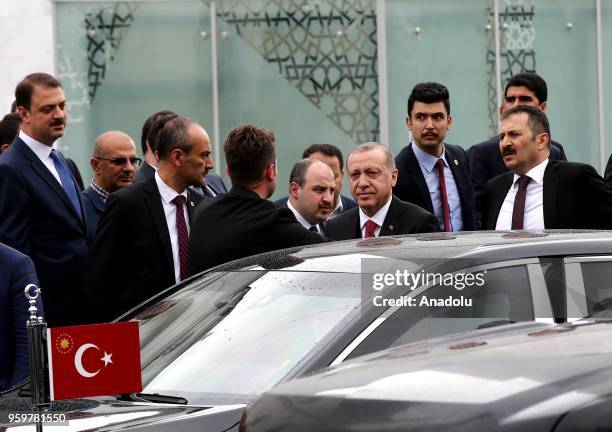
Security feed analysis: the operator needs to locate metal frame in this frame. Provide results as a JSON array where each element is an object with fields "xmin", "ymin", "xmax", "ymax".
[
  {"xmin": 210, "ymin": 0, "xmax": 221, "ymax": 175},
  {"xmin": 596, "ymin": 0, "xmax": 606, "ymax": 173},
  {"xmin": 376, "ymin": 0, "xmax": 389, "ymax": 146}
]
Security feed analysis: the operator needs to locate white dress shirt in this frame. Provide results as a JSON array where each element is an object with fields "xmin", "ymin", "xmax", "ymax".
[
  {"xmin": 358, "ymin": 196, "xmax": 392, "ymax": 238},
  {"xmin": 495, "ymin": 159, "xmax": 548, "ymax": 230},
  {"xmin": 19, "ymin": 130, "xmax": 62, "ymax": 185},
  {"xmin": 155, "ymin": 172, "xmax": 189, "ymax": 283},
  {"xmin": 287, "ymin": 200, "xmax": 320, "ymax": 232},
  {"xmin": 328, "ymin": 197, "xmax": 344, "ymax": 219}
]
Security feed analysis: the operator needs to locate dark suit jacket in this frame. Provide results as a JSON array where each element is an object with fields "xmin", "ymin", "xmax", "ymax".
[
  {"xmin": 82, "ymin": 186, "xmax": 105, "ymax": 243},
  {"xmin": 393, "ymin": 143, "xmax": 476, "ymax": 231},
  {"xmin": 324, "ymin": 195, "xmax": 439, "ymax": 241},
  {"xmin": 134, "ymin": 161, "xmax": 227, "ymax": 196},
  {"xmin": 605, "ymin": 153, "xmax": 612, "ymax": 186},
  {"xmin": 66, "ymin": 158, "xmax": 84, "ymax": 191},
  {"xmin": 274, "ymin": 194, "xmax": 357, "ymax": 212},
  {"xmin": 469, "ymin": 136, "xmax": 567, "ymax": 227},
  {"xmin": 0, "ymin": 243, "xmax": 41, "ymax": 390},
  {"xmin": 87, "ymin": 176, "xmax": 201, "ymax": 323},
  {"xmin": 189, "ymin": 186, "xmax": 326, "ymax": 274},
  {"xmin": 483, "ymin": 160, "xmax": 612, "ymax": 230},
  {"xmin": 0, "ymin": 137, "xmax": 89, "ymax": 326}
]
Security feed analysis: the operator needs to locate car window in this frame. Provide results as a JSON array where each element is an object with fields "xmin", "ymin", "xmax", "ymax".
[
  {"xmin": 137, "ymin": 270, "xmax": 361, "ymax": 404},
  {"xmin": 345, "ymin": 264, "xmax": 535, "ymax": 360}
]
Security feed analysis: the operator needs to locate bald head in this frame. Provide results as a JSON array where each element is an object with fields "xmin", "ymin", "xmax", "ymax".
[{"xmin": 91, "ymin": 130, "xmax": 138, "ymax": 192}]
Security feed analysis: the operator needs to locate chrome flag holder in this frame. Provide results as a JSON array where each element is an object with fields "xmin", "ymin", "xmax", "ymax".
[{"xmin": 25, "ymin": 284, "xmax": 50, "ymax": 431}]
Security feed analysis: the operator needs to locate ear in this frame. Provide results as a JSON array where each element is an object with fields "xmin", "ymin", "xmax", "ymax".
[
  {"xmin": 447, "ymin": 114, "xmax": 453, "ymax": 129},
  {"xmin": 265, "ymin": 162, "xmax": 276, "ymax": 182},
  {"xmin": 540, "ymin": 101, "xmax": 547, "ymax": 112},
  {"xmin": 0, "ymin": 144, "xmax": 9, "ymax": 153},
  {"xmin": 498, "ymin": 104, "xmax": 504, "ymax": 120},
  {"xmin": 170, "ymin": 148, "xmax": 183, "ymax": 167},
  {"xmin": 17, "ymin": 106, "xmax": 29, "ymax": 123},
  {"xmin": 390, "ymin": 168, "xmax": 398, "ymax": 187},
  {"xmin": 90, "ymin": 157, "xmax": 100, "ymax": 173},
  {"xmin": 153, "ymin": 150, "xmax": 160, "ymax": 163},
  {"xmin": 405, "ymin": 115, "xmax": 412, "ymax": 129},
  {"xmin": 537, "ymin": 132, "xmax": 550, "ymax": 150},
  {"xmin": 289, "ymin": 181, "xmax": 300, "ymax": 199}
]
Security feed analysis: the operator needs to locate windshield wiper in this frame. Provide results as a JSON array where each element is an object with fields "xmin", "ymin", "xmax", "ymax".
[{"xmin": 118, "ymin": 392, "xmax": 188, "ymax": 404}]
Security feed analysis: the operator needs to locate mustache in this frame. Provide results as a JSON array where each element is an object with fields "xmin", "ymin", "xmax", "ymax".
[
  {"xmin": 501, "ymin": 146, "xmax": 516, "ymax": 156},
  {"xmin": 50, "ymin": 120, "xmax": 65, "ymax": 126}
]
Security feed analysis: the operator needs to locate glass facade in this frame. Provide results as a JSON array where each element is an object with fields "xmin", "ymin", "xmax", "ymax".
[{"xmin": 53, "ymin": 0, "xmax": 611, "ymax": 195}]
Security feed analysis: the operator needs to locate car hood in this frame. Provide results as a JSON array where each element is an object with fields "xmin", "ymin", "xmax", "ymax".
[
  {"xmin": 1, "ymin": 397, "xmax": 244, "ymax": 431},
  {"xmin": 246, "ymin": 320, "xmax": 612, "ymax": 431}
]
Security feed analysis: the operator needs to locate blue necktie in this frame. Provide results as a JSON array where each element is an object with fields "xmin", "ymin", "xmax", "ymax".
[{"xmin": 50, "ymin": 149, "xmax": 82, "ymax": 218}]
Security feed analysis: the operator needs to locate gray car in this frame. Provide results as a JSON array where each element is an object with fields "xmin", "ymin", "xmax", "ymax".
[
  {"xmin": 3, "ymin": 230, "xmax": 612, "ymax": 430},
  {"xmin": 242, "ymin": 317, "xmax": 612, "ymax": 431}
]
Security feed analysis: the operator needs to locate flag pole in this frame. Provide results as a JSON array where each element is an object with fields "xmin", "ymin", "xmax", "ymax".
[{"xmin": 25, "ymin": 284, "xmax": 50, "ymax": 432}]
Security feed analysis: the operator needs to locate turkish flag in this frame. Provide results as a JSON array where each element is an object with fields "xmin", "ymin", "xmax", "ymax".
[{"xmin": 47, "ymin": 322, "xmax": 142, "ymax": 400}]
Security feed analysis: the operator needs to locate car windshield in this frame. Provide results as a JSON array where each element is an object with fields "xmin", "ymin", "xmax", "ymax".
[{"xmin": 134, "ymin": 267, "xmax": 362, "ymax": 405}]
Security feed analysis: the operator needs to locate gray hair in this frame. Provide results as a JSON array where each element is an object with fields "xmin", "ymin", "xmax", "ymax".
[{"xmin": 347, "ymin": 142, "xmax": 395, "ymax": 171}]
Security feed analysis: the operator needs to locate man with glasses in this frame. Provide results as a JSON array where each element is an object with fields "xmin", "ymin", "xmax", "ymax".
[{"xmin": 82, "ymin": 130, "xmax": 140, "ymax": 242}]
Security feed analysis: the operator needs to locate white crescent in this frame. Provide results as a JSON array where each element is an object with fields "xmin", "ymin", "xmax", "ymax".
[{"xmin": 74, "ymin": 343, "xmax": 101, "ymax": 378}]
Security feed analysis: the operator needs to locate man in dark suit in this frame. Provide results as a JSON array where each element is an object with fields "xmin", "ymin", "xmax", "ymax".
[
  {"xmin": 134, "ymin": 110, "xmax": 227, "ymax": 197},
  {"xmin": 469, "ymin": 73, "xmax": 567, "ymax": 227},
  {"xmin": 82, "ymin": 130, "xmax": 139, "ymax": 242},
  {"xmin": 394, "ymin": 82, "xmax": 476, "ymax": 231},
  {"xmin": 326, "ymin": 142, "xmax": 439, "ymax": 240},
  {"xmin": 0, "ymin": 73, "xmax": 88, "ymax": 326},
  {"xmin": 87, "ymin": 117, "xmax": 210, "ymax": 323},
  {"xmin": 0, "ymin": 242, "xmax": 41, "ymax": 390},
  {"xmin": 483, "ymin": 106, "xmax": 612, "ymax": 230},
  {"xmin": 605, "ymin": 154, "xmax": 612, "ymax": 187},
  {"xmin": 189, "ymin": 124, "xmax": 325, "ymax": 274},
  {"xmin": 281, "ymin": 158, "xmax": 335, "ymax": 233},
  {"xmin": 276, "ymin": 144, "xmax": 356, "ymax": 217}
]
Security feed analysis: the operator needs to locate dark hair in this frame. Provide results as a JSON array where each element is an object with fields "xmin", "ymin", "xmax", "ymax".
[
  {"xmin": 140, "ymin": 110, "xmax": 177, "ymax": 154},
  {"xmin": 0, "ymin": 113, "xmax": 22, "ymax": 146},
  {"xmin": 289, "ymin": 158, "xmax": 318, "ymax": 188},
  {"xmin": 302, "ymin": 144, "xmax": 344, "ymax": 170},
  {"xmin": 156, "ymin": 117, "xmax": 195, "ymax": 161},
  {"xmin": 504, "ymin": 72, "xmax": 547, "ymax": 103},
  {"xmin": 407, "ymin": 82, "xmax": 450, "ymax": 115},
  {"xmin": 10, "ymin": 100, "xmax": 17, "ymax": 113},
  {"xmin": 15, "ymin": 73, "xmax": 62, "ymax": 110},
  {"xmin": 502, "ymin": 105, "xmax": 551, "ymax": 139},
  {"xmin": 224, "ymin": 124, "xmax": 276, "ymax": 186}
]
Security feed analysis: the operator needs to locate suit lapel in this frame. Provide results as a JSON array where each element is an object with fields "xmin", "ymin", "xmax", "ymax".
[
  {"xmin": 542, "ymin": 162, "xmax": 558, "ymax": 228},
  {"xmin": 186, "ymin": 190, "xmax": 201, "ymax": 224},
  {"xmin": 15, "ymin": 138, "xmax": 85, "ymax": 228},
  {"xmin": 405, "ymin": 145, "xmax": 435, "ymax": 213},
  {"xmin": 379, "ymin": 197, "xmax": 399, "ymax": 236},
  {"xmin": 488, "ymin": 175, "xmax": 513, "ymax": 230},
  {"xmin": 143, "ymin": 178, "xmax": 174, "ymax": 269}
]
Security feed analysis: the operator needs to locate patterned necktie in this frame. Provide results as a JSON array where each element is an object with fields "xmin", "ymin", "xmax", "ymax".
[
  {"xmin": 50, "ymin": 149, "xmax": 82, "ymax": 218},
  {"xmin": 435, "ymin": 158, "xmax": 452, "ymax": 232},
  {"xmin": 364, "ymin": 220, "xmax": 378, "ymax": 238},
  {"xmin": 172, "ymin": 196, "xmax": 190, "ymax": 281},
  {"xmin": 511, "ymin": 176, "xmax": 531, "ymax": 229}
]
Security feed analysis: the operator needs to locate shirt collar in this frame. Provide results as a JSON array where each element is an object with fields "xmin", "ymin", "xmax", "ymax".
[
  {"xmin": 19, "ymin": 130, "xmax": 55, "ymax": 159},
  {"xmin": 329, "ymin": 196, "xmax": 344, "ymax": 217},
  {"xmin": 155, "ymin": 171, "xmax": 187, "ymax": 204},
  {"xmin": 512, "ymin": 158, "xmax": 549, "ymax": 187},
  {"xmin": 359, "ymin": 195, "xmax": 393, "ymax": 230},
  {"xmin": 90, "ymin": 180, "xmax": 110, "ymax": 203},
  {"xmin": 412, "ymin": 142, "xmax": 447, "ymax": 173},
  {"xmin": 287, "ymin": 199, "xmax": 315, "ymax": 229}
]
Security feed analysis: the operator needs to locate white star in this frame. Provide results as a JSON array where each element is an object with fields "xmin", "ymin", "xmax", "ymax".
[{"xmin": 101, "ymin": 352, "xmax": 113, "ymax": 367}]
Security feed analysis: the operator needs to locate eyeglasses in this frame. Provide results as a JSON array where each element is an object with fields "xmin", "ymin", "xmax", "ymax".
[{"xmin": 95, "ymin": 156, "xmax": 142, "ymax": 167}]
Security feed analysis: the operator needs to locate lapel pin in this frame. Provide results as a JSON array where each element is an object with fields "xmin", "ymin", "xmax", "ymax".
[
  {"xmin": 389, "ymin": 224, "xmax": 394, "ymax": 231},
  {"xmin": 453, "ymin": 159, "xmax": 459, "ymax": 166},
  {"xmin": 190, "ymin": 201, "xmax": 195, "ymax": 207}
]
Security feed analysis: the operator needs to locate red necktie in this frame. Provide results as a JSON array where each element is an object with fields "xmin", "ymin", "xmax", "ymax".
[
  {"xmin": 172, "ymin": 196, "xmax": 190, "ymax": 281},
  {"xmin": 511, "ymin": 176, "xmax": 531, "ymax": 229},
  {"xmin": 435, "ymin": 159, "xmax": 452, "ymax": 232},
  {"xmin": 364, "ymin": 220, "xmax": 378, "ymax": 238}
]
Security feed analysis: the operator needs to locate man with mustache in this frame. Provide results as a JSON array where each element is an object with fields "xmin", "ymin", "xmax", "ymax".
[
  {"xmin": 82, "ymin": 130, "xmax": 139, "ymax": 242},
  {"xmin": 393, "ymin": 82, "xmax": 476, "ymax": 232},
  {"xmin": 285, "ymin": 158, "xmax": 335, "ymax": 233},
  {"xmin": 87, "ymin": 117, "xmax": 208, "ymax": 323},
  {"xmin": 325, "ymin": 142, "xmax": 438, "ymax": 240},
  {"xmin": 483, "ymin": 105, "xmax": 612, "ymax": 230},
  {"xmin": 469, "ymin": 73, "xmax": 567, "ymax": 228},
  {"xmin": 0, "ymin": 72, "xmax": 88, "ymax": 326}
]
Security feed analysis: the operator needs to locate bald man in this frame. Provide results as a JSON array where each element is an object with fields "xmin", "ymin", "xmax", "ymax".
[{"xmin": 82, "ymin": 130, "xmax": 140, "ymax": 241}]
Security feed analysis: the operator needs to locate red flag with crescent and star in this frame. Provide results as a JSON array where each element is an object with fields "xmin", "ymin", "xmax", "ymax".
[{"xmin": 47, "ymin": 322, "xmax": 142, "ymax": 400}]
